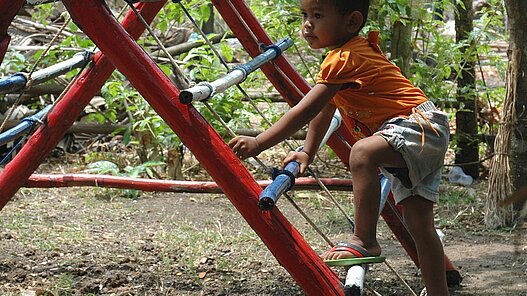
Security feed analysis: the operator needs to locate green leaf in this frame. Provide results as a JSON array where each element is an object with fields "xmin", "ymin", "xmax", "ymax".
[{"xmin": 84, "ymin": 161, "xmax": 120, "ymax": 175}]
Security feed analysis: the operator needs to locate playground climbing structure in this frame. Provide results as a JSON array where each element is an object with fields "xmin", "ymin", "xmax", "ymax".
[{"xmin": 0, "ymin": 1, "xmax": 461, "ymax": 295}]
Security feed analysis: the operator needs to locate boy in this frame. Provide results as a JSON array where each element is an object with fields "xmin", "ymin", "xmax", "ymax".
[{"xmin": 229, "ymin": 1, "xmax": 449, "ymax": 294}]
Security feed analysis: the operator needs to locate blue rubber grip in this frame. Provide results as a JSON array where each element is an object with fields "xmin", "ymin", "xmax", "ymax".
[
  {"xmin": 0, "ymin": 73, "xmax": 27, "ymax": 95},
  {"xmin": 258, "ymin": 161, "xmax": 300, "ymax": 210}
]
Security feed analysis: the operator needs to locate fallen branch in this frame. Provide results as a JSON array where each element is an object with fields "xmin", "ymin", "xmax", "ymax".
[
  {"xmin": 13, "ymin": 17, "xmax": 74, "ymax": 37},
  {"xmin": 2, "ymin": 120, "xmax": 128, "ymax": 135},
  {"xmin": 150, "ymin": 32, "xmax": 234, "ymax": 57},
  {"xmin": 9, "ymin": 45, "xmax": 84, "ymax": 52}
]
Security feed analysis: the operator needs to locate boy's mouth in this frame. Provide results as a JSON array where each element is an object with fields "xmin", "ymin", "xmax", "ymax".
[{"xmin": 303, "ymin": 33, "xmax": 316, "ymax": 41}]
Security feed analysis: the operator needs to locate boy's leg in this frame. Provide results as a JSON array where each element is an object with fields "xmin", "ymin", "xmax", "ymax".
[
  {"xmin": 321, "ymin": 135, "xmax": 406, "ymax": 260},
  {"xmin": 400, "ymin": 195, "xmax": 449, "ymax": 296}
]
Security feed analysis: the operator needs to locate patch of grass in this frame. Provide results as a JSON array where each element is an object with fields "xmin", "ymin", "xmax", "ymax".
[
  {"xmin": 52, "ymin": 274, "xmax": 76, "ymax": 295},
  {"xmin": 437, "ymin": 185, "xmax": 484, "ymax": 228},
  {"xmin": 33, "ymin": 239, "xmax": 58, "ymax": 251},
  {"xmin": 440, "ymin": 185, "xmax": 477, "ymax": 207}
]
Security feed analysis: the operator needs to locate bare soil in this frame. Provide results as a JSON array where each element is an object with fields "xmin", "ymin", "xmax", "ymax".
[{"xmin": 0, "ymin": 163, "xmax": 526, "ymax": 296}]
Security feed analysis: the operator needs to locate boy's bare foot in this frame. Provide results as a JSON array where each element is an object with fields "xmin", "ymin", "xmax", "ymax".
[{"xmin": 321, "ymin": 239, "xmax": 381, "ymax": 260}]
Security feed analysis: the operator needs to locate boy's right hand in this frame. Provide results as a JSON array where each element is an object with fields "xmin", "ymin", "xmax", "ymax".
[
  {"xmin": 228, "ymin": 136, "xmax": 261, "ymax": 159},
  {"xmin": 282, "ymin": 151, "xmax": 312, "ymax": 175}
]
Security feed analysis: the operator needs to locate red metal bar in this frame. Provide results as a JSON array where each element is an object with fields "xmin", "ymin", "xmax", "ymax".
[
  {"xmin": 0, "ymin": 0, "xmax": 25, "ymax": 63},
  {"xmin": 25, "ymin": 173, "xmax": 353, "ymax": 193},
  {"xmin": 0, "ymin": 1, "xmax": 167, "ymax": 209},
  {"xmin": 0, "ymin": 35, "xmax": 10, "ymax": 63},
  {"xmin": 382, "ymin": 197, "xmax": 418, "ymax": 264},
  {"xmin": 60, "ymin": 1, "xmax": 343, "ymax": 295}
]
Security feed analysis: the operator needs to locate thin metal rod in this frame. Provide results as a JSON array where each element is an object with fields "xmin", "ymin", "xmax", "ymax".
[
  {"xmin": 284, "ymin": 192, "xmax": 334, "ymax": 247},
  {"xmin": 126, "ymin": 1, "xmax": 190, "ymax": 88},
  {"xmin": 177, "ymin": 2, "xmax": 277, "ymax": 128},
  {"xmin": 31, "ymin": 51, "xmax": 93, "ymax": 85},
  {"xmin": 383, "ymin": 259, "xmax": 418, "ymax": 296},
  {"xmin": 0, "ymin": 105, "xmax": 51, "ymax": 146},
  {"xmin": 0, "ymin": 51, "xmax": 93, "ymax": 95}
]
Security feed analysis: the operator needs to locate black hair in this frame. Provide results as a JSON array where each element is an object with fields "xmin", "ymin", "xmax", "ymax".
[{"xmin": 334, "ymin": 0, "xmax": 370, "ymax": 27}]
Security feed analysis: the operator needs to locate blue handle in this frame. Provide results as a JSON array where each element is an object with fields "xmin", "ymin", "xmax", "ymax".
[
  {"xmin": 0, "ymin": 105, "xmax": 52, "ymax": 146},
  {"xmin": 0, "ymin": 73, "xmax": 27, "ymax": 95},
  {"xmin": 258, "ymin": 161, "xmax": 300, "ymax": 210}
]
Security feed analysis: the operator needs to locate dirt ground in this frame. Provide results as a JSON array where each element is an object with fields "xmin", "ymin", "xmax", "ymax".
[{"xmin": 0, "ymin": 160, "xmax": 526, "ymax": 296}]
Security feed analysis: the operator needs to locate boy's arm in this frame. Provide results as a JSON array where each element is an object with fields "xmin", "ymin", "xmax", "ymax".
[
  {"xmin": 281, "ymin": 103, "xmax": 336, "ymax": 174},
  {"xmin": 303, "ymin": 103, "xmax": 337, "ymax": 161},
  {"xmin": 229, "ymin": 83, "xmax": 340, "ymax": 159}
]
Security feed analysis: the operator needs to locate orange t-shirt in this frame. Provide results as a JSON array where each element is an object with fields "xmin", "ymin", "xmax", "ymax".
[{"xmin": 316, "ymin": 31, "xmax": 427, "ymax": 138}]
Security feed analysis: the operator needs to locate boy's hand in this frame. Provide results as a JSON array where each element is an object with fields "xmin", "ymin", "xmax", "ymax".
[
  {"xmin": 282, "ymin": 151, "xmax": 312, "ymax": 175},
  {"xmin": 228, "ymin": 136, "xmax": 261, "ymax": 159}
]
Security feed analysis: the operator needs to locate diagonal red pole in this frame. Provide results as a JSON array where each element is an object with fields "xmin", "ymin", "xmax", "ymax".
[
  {"xmin": 213, "ymin": 0, "xmax": 460, "ymax": 284},
  {"xmin": 0, "ymin": 0, "xmax": 25, "ymax": 63},
  {"xmin": 58, "ymin": 1, "xmax": 343, "ymax": 294}
]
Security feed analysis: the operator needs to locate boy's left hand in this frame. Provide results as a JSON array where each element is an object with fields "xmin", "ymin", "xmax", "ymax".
[
  {"xmin": 228, "ymin": 136, "xmax": 261, "ymax": 159},
  {"xmin": 282, "ymin": 151, "xmax": 311, "ymax": 175}
]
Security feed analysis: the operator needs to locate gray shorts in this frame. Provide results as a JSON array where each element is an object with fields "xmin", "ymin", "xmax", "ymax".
[{"xmin": 374, "ymin": 103, "xmax": 449, "ymax": 204}]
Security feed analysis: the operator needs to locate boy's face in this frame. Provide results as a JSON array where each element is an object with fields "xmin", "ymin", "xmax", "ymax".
[{"xmin": 300, "ymin": 0, "xmax": 354, "ymax": 49}]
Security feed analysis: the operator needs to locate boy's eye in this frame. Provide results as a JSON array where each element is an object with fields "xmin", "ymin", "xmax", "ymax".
[
  {"xmin": 314, "ymin": 13, "xmax": 322, "ymax": 19},
  {"xmin": 301, "ymin": 12, "xmax": 307, "ymax": 18}
]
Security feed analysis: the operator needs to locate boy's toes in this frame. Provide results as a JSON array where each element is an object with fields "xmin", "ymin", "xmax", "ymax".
[{"xmin": 321, "ymin": 242, "xmax": 381, "ymax": 261}]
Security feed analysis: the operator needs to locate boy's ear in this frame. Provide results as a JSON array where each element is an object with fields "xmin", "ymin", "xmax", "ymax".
[{"xmin": 347, "ymin": 11, "xmax": 364, "ymax": 34}]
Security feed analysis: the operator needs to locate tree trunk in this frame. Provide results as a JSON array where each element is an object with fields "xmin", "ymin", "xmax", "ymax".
[
  {"xmin": 390, "ymin": 19, "xmax": 412, "ymax": 77},
  {"xmin": 505, "ymin": 0, "xmax": 527, "ymax": 205},
  {"xmin": 454, "ymin": 0, "xmax": 479, "ymax": 178},
  {"xmin": 201, "ymin": 3, "xmax": 215, "ymax": 34},
  {"xmin": 486, "ymin": 0, "xmax": 527, "ymax": 228}
]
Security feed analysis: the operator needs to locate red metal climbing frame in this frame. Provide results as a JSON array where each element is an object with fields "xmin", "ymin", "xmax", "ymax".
[{"xmin": 0, "ymin": 0, "xmax": 461, "ymax": 294}]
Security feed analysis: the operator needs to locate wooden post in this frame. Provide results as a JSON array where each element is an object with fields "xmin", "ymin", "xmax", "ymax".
[{"xmin": 454, "ymin": 0, "xmax": 479, "ymax": 178}]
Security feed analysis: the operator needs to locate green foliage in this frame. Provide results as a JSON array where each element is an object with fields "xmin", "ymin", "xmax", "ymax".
[
  {"xmin": 179, "ymin": 41, "xmax": 253, "ymax": 135},
  {"xmin": 441, "ymin": 185, "xmax": 477, "ymax": 206},
  {"xmin": 436, "ymin": 184, "xmax": 481, "ymax": 227},
  {"xmin": 30, "ymin": 2, "xmax": 56, "ymax": 26},
  {"xmin": 84, "ymin": 160, "xmax": 121, "ymax": 175},
  {"xmin": 84, "ymin": 160, "xmax": 164, "ymax": 198},
  {"xmin": 0, "ymin": 51, "xmax": 26, "ymax": 74},
  {"xmin": 155, "ymin": 2, "xmax": 186, "ymax": 32}
]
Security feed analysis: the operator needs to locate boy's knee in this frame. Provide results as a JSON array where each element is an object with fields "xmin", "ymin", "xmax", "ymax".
[{"xmin": 349, "ymin": 141, "xmax": 374, "ymax": 166}]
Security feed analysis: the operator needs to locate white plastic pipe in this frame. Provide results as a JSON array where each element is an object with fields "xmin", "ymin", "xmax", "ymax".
[{"xmin": 344, "ymin": 264, "xmax": 367, "ymax": 295}]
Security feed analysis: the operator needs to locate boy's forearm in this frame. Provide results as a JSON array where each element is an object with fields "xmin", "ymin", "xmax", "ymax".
[
  {"xmin": 302, "ymin": 105, "xmax": 336, "ymax": 160},
  {"xmin": 254, "ymin": 83, "xmax": 339, "ymax": 153},
  {"xmin": 255, "ymin": 107, "xmax": 311, "ymax": 151}
]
